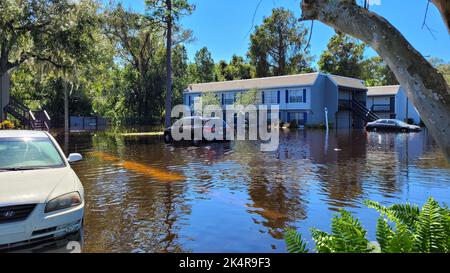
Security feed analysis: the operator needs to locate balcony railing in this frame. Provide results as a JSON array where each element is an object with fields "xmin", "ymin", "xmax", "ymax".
[{"xmin": 371, "ymin": 104, "xmax": 393, "ymax": 112}]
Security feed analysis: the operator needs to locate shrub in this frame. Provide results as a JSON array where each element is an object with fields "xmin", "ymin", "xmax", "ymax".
[
  {"xmin": 285, "ymin": 197, "xmax": 450, "ymax": 253},
  {"xmin": 0, "ymin": 120, "xmax": 15, "ymax": 130}
]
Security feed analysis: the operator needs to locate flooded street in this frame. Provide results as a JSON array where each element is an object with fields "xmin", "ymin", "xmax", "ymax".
[{"xmin": 57, "ymin": 129, "xmax": 450, "ymax": 253}]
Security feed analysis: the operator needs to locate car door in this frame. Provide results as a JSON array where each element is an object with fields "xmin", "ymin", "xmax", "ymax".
[
  {"xmin": 377, "ymin": 120, "xmax": 387, "ymax": 130},
  {"xmin": 386, "ymin": 120, "xmax": 397, "ymax": 130},
  {"xmin": 192, "ymin": 117, "xmax": 203, "ymax": 140},
  {"xmin": 179, "ymin": 117, "xmax": 192, "ymax": 139}
]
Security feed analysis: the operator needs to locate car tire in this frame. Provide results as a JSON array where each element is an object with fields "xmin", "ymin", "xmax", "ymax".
[{"xmin": 164, "ymin": 132, "xmax": 172, "ymax": 144}]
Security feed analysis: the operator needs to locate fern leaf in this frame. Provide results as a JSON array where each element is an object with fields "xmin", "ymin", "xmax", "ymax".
[
  {"xmin": 376, "ymin": 217, "xmax": 394, "ymax": 252},
  {"xmin": 285, "ymin": 229, "xmax": 309, "ymax": 253},
  {"xmin": 385, "ymin": 222, "xmax": 414, "ymax": 253},
  {"xmin": 329, "ymin": 210, "xmax": 370, "ymax": 253},
  {"xmin": 441, "ymin": 203, "xmax": 450, "ymax": 252},
  {"xmin": 310, "ymin": 228, "xmax": 334, "ymax": 253},
  {"xmin": 389, "ymin": 203, "xmax": 420, "ymax": 230},
  {"xmin": 415, "ymin": 197, "xmax": 446, "ymax": 253}
]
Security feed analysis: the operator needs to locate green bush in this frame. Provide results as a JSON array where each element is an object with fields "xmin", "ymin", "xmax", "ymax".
[{"xmin": 285, "ymin": 197, "xmax": 450, "ymax": 253}]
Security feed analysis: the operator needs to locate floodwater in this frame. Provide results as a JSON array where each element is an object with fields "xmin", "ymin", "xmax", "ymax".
[{"xmin": 56, "ymin": 129, "xmax": 450, "ymax": 253}]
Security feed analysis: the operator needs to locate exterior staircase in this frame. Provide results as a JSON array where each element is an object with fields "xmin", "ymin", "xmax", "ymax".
[
  {"xmin": 350, "ymin": 99, "xmax": 380, "ymax": 123},
  {"xmin": 4, "ymin": 97, "xmax": 51, "ymax": 131}
]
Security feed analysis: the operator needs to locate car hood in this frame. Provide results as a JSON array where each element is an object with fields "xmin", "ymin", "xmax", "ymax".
[
  {"xmin": 408, "ymin": 125, "xmax": 421, "ymax": 129},
  {"xmin": 0, "ymin": 167, "xmax": 77, "ymax": 206}
]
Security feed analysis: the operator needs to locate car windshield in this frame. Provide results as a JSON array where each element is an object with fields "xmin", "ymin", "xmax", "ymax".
[
  {"xmin": 0, "ymin": 137, "xmax": 65, "ymax": 171},
  {"xmin": 203, "ymin": 118, "xmax": 227, "ymax": 128}
]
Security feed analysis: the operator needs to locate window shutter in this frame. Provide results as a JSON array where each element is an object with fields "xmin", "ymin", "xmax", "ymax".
[
  {"xmin": 286, "ymin": 90, "xmax": 289, "ymax": 103},
  {"xmin": 277, "ymin": 91, "xmax": 280, "ymax": 104},
  {"xmin": 221, "ymin": 93, "xmax": 224, "ymax": 105},
  {"xmin": 188, "ymin": 96, "xmax": 191, "ymax": 106},
  {"xmin": 262, "ymin": 91, "xmax": 265, "ymax": 104},
  {"xmin": 303, "ymin": 89, "xmax": 307, "ymax": 103}
]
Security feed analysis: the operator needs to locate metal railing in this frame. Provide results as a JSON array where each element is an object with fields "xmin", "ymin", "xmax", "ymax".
[
  {"xmin": 371, "ymin": 104, "xmax": 392, "ymax": 112},
  {"xmin": 4, "ymin": 97, "xmax": 51, "ymax": 131}
]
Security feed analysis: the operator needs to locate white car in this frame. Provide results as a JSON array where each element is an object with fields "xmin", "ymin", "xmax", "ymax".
[{"xmin": 0, "ymin": 130, "xmax": 84, "ymax": 251}]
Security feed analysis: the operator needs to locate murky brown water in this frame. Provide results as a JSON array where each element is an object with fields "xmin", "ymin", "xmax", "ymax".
[{"xmin": 56, "ymin": 129, "xmax": 450, "ymax": 253}]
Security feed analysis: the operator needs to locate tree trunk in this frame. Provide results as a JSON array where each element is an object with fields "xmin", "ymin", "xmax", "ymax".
[
  {"xmin": 64, "ymin": 79, "xmax": 69, "ymax": 133},
  {"xmin": 0, "ymin": 71, "xmax": 10, "ymax": 121},
  {"xmin": 164, "ymin": 0, "xmax": 173, "ymax": 128},
  {"xmin": 431, "ymin": 0, "xmax": 450, "ymax": 34},
  {"xmin": 300, "ymin": 0, "xmax": 450, "ymax": 161}
]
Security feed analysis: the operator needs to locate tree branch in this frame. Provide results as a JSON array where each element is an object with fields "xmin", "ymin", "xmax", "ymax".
[
  {"xmin": 431, "ymin": 0, "xmax": 450, "ymax": 34},
  {"xmin": 301, "ymin": 0, "xmax": 450, "ymax": 161}
]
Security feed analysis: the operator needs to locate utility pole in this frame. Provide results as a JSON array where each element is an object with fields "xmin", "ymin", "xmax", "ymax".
[
  {"xmin": 64, "ymin": 79, "xmax": 69, "ymax": 133},
  {"xmin": 164, "ymin": 0, "xmax": 173, "ymax": 128}
]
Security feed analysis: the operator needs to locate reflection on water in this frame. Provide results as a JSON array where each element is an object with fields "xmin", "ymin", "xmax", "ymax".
[
  {"xmin": 90, "ymin": 151, "xmax": 185, "ymax": 182},
  {"xmin": 56, "ymin": 129, "xmax": 450, "ymax": 253}
]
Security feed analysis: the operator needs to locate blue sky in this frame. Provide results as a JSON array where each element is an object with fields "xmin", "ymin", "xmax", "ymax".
[{"xmin": 111, "ymin": 0, "xmax": 450, "ymax": 67}]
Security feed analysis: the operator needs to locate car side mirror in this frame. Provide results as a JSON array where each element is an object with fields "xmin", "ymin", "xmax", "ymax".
[{"xmin": 68, "ymin": 153, "xmax": 83, "ymax": 163}]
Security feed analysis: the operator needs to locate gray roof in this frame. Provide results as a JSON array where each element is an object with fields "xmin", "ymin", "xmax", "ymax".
[
  {"xmin": 367, "ymin": 85, "xmax": 401, "ymax": 96},
  {"xmin": 327, "ymin": 74, "xmax": 367, "ymax": 90},
  {"xmin": 186, "ymin": 73, "xmax": 320, "ymax": 93},
  {"xmin": 185, "ymin": 72, "xmax": 368, "ymax": 93}
]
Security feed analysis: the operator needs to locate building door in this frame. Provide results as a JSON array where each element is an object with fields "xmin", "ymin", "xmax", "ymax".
[{"xmin": 390, "ymin": 96, "xmax": 395, "ymax": 113}]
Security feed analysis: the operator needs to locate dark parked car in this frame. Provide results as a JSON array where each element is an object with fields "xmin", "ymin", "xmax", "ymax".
[
  {"xmin": 366, "ymin": 119, "xmax": 421, "ymax": 132},
  {"xmin": 164, "ymin": 116, "xmax": 231, "ymax": 144}
]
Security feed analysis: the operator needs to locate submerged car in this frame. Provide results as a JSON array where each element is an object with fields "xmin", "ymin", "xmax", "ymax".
[
  {"xmin": 0, "ymin": 130, "xmax": 84, "ymax": 251},
  {"xmin": 366, "ymin": 119, "xmax": 422, "ymax": 132},
  {"xmin": 164, "ymin": 116, "xmax": 232, "ymax": 144}
]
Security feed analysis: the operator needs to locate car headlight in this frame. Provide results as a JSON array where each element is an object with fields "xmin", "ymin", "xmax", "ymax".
[{"xmin": 45, "ymin": 192, "xmax": 82, "ymax": 213}]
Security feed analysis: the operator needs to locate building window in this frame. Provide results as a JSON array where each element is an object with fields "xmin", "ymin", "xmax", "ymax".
[
  {"xmin": 288, "ymin": 112, "xmax": 307, "ymax": 125},
  {"xmin": 189, "ymin": 95, "xmax": 200, "ymax": 107},
  {"xmin": 263, "ymin": 91, "xmax": 278, "ymax": 104},
  {"xmin": 289, "ymin": 90, "xmax": 303, "ymax": 103},
  {"xmin": 223, "ymin": 92, "xmax": 235, "ymax": 105}
]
